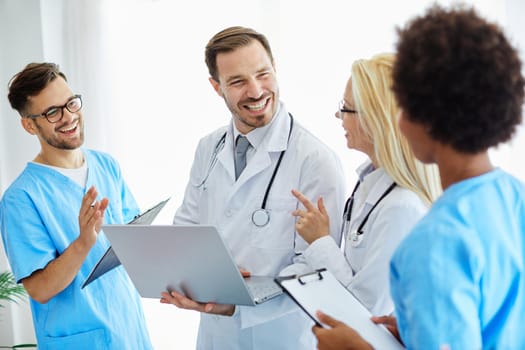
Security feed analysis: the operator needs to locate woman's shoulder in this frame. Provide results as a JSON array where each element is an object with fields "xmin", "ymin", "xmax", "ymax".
[{"xmin": 388, "ymin": 185, "xmax": 428, "ymax": 210}]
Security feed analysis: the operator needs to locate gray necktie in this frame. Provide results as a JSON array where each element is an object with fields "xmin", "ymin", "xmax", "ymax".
[{"xmin": 234, "ymin": 135, "xmax": 250, "ymax": 180}]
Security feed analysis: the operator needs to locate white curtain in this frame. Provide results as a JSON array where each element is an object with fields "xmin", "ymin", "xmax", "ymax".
[
  {"xmin": 0, "ymin": 0, "xmax": 112, "ymax": 345},
  {"xmin": 1, "ymin": 0, "xmax": 45, "ymax": 345},
  {"xmin": 1, "ymin": 0, "xmax": 524, "ymax": 348}
]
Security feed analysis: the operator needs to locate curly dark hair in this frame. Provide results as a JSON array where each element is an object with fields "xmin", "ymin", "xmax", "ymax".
[{"xmin": 393, "ymin": 5, "xmax": 524, "ymax": 153}]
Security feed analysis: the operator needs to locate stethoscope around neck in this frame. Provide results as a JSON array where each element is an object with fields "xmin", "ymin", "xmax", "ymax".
[
  {"xmin": 195, "ymin": 114, "xmax": 294, "ymax": 227},
  {"xmin": 343, "ymin": 180, "xmax": 397, "ymax": 242}
]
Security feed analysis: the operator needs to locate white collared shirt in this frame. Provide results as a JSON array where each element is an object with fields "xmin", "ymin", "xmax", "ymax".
[{"xmin": 232, "ymin": 102, "xmax": 282, "ymax": 163}]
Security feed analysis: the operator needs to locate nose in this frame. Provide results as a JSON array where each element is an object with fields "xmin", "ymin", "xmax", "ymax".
[
  {"xmin": 61, "ymin": 106, "xmax": 76, "ymax": 122},
  {"xmin": 246, "ymin": 78, "xmax": 263, "ymax": 99}
]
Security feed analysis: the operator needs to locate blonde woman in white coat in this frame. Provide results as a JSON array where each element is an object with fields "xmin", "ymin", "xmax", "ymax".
[{"xmin": 292, "ymin": 53, "xmax": 441, "ymax": 316}]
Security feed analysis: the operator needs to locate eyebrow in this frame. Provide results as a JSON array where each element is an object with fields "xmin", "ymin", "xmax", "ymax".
[
  {"xmin": 43, "ymin": 95, "xmax": 76, "ymax": 112},
  {"xmin": 224, "ymin": 66, "xmax": 272, "ymax": 84},
  {"xmin": 225, "ymin": 75, "xmax": 244, "ymax": 84}
]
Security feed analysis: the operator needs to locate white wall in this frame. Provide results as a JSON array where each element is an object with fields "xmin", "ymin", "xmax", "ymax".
[
  {"xmin": 0, "ymin": 0, "xmax": 524, "ymax": 348},
  {"xmin": 99, "ymin": 0, "xmax": 525, "ymax": 213},
  {"xmin": 0, "ymin": 0, "xmax": 41, "ymax": 345}
]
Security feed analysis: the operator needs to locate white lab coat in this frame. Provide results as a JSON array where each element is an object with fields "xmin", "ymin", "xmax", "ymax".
[
  {"xmin": 303, "ymin": 161, "xmax": 429, "ymax": 316},
  {"xmin": 174, "ymin": 103, "xmax": 346, "ymax": 350}
]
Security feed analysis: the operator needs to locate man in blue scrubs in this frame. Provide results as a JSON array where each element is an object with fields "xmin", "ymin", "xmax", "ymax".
[{"xmin": 0, "ymin": 63, "xmax": 152, "ymax": 349}]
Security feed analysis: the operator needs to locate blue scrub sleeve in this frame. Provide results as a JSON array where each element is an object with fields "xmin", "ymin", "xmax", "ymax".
[
  {"xmin": 1, "ymin": 191, "xmax": 57, "ymax": 282},
  {"xmin": 119, "ymin": 180, "xmax": 140, "ymax": 223}
]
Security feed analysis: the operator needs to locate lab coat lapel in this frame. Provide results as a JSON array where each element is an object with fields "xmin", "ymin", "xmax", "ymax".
[
  {"xmin": 235, "ymin": 148, "xmax": 272, "ymax": 188},
  {"xmin": 216, "ymin": 129, "xmax": 236, "ymax": 181}
]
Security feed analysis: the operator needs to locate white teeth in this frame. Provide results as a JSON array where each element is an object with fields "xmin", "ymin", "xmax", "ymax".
[
  {"xmin": 60, "ymin": 121, "xmax": 78, "ymax": 132},
  {"xmin": 246, "ymin": 101, "xmax": 266, "ymax": 111},
  {"xmin": 61, "ymin": 126, "xmax": 75, "ymax": 132}
]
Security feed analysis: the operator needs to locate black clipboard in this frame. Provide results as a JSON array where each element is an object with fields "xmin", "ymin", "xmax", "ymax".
[
  {"xmin": 81, "ymin": 198, "xmax": 170, "ymax": 289},
  {"xmin": 128, "ymin": 197, "xmax": 170, "ymax": 225},
  {"xmin": 275, "ymin": 269, "xmax": 404, "ymax": 350}
]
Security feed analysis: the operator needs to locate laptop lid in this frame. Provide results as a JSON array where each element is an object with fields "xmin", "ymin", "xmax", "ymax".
[{"xmin": 99, "ymin": 224, "xmax": 281, "ymax": 305}]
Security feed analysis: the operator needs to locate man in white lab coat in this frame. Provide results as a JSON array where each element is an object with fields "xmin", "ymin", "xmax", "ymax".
[{"xmin": 161, "ymin": 26, "xmax": 346, "ymax": 349}]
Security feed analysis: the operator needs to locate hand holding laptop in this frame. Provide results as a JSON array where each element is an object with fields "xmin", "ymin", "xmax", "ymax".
[
  {"xmin": 160, "ymin": 268, "xmax": 251, "ymax": 316},
  {"xmin": 161, "ymin": 289, "xmax": 234, "ymax": 316}
]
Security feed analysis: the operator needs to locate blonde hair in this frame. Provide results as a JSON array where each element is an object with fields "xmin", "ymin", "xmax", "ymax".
[{"xmin": 351, "ymin": 53, "xmax": 441, "ymax": 206}]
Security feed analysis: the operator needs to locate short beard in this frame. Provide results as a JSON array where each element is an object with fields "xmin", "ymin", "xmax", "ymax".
[{"xmin": 34, "ymin": 121, "xmax": 84, "ymax": 150}]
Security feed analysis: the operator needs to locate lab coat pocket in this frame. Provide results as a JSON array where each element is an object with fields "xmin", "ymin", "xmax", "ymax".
[{"xmin": 250, "ymin": 197, "xmax": 297, "ymax": 250}]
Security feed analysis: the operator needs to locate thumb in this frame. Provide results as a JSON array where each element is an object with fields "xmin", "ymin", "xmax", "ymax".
[
  {"xmin": 204, "ymin": 303, "xmax": 215, "ymax": 313},
  {"xmin": 371, "ymin": 315, "xmax": 396, "ymax": 328},
  {"xmin": 316, "ymin": 310, "xmax": 342, "ymax": 328}
]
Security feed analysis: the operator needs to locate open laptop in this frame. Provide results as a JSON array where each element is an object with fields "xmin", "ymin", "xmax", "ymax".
[
  {"xmin": 98, "ymin": 224, "xmax": 283, "ymax": 305},
  {"xmin": 81, "ymin": 198, "xmax": 170, "ymax": 288}
]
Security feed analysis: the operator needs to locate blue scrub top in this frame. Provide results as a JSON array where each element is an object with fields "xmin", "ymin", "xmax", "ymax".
[
  {"xmin": 390, "ymin": 169, "xmax": 525, "ymax": 349},
  {"xmin": 0, "ymin": 149, "xmax": 152, "ymax": 349}
]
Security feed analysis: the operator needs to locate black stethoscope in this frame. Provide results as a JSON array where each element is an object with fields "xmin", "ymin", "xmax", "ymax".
[
  {"xmin": 342, "ymin": 180, "xmax": 397, "ymax": 242},
  {"xmin": 196, "ymin": 114, "xmax": 294, "ymax": 227},
  {"xmin": 195, "ymin": 133, "xmax": 227, "ymax": 188}
]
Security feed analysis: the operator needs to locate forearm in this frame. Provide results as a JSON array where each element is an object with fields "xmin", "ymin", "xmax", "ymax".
[
  {"xmin": 303, "ymin": 236, "xmax": 355, "ymax": 284},
  {"xmin": 279, "ymin": 254, "xmax": 313, "ymax": 276},
  {"xmin": 22, "ymin": 238, "xmax": 92, "ymax": 303}
]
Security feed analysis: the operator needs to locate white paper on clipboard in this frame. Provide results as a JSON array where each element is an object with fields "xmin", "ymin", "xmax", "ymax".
[{"xmin": 276, "ymin": 269, "xmax": 404, "ymax": 350}]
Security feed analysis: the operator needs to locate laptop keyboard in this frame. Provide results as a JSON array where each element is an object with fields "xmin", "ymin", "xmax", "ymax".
[{"xmin": 246, "ymin": 277, "xmax": 283, "ymax": 304}]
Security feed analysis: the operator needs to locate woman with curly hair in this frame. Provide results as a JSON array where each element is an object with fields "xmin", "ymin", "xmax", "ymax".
[{"xmin": 313, "ymin": 5, "xmax": 525, "ymax": 350}]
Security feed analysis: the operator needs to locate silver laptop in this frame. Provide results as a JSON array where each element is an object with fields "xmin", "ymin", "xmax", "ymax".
[{"xmin": 100, "ymin": 224, "xmax": 283, "ymax": 305}]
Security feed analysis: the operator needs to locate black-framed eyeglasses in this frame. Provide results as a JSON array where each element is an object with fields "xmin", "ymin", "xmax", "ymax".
[
  {"xmin": 25, "ymin": 94, "xmax": 83, "ymax": 123},
  {"xmin": 338, "ymin": 100, "xmax": 358, "ymax": 119}
]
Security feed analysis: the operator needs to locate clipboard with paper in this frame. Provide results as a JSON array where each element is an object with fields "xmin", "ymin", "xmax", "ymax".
[
  {"xmin": 276, "ymin": 268, "xmax": 404, "ymax": 350},
  {"xmin": 81, "ymin": 197, "xmax": 170, "ymax": 289}
]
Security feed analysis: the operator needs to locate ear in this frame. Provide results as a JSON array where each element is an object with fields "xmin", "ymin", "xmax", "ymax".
[
  {"xmin": 21, "ymin": 117, "xmax": 37, "ymax": 135},
  {"xmin": 209, "ymin": 77, "xmax": 223, "ymax": 97}
]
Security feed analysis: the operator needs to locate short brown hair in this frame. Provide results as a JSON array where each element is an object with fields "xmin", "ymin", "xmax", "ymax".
[
  {"xmin": 8, "ymin": 62, "xmax": 67, "ymax": 115},
  {"xmin": 205, "ymin": 26, "xmax": 274, "ymax": 82},
  {"xmin": 393, "ymin": 5, "xmax": 524, "ymax": 153}
]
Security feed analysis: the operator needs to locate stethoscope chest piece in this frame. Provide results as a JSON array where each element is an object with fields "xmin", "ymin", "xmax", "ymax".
[{"xmin": 252, "ymin": 208, "xmax": 270, "ymax": 227}]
